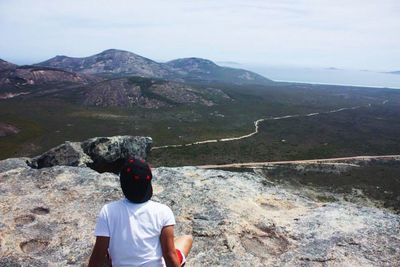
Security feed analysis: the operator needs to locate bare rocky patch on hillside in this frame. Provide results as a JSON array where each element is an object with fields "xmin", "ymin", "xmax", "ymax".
[
  {"xmin": 0, "ymin": 123, "xmax": 20, "ymax": 137},
  {"xmin": 83, "ymin": 77, "xmax": 218, "ymax": 108}
]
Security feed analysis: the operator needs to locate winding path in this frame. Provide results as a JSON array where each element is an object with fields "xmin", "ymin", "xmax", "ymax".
[
  {"xmin": 196, "ymin": 155, "xmax": 400, "ymax": 169},
  {"xmin": 152, "ymin": 100, "xmax": 388, "ymax": 150}
]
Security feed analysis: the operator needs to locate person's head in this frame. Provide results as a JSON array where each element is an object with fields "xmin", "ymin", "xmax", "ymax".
[{"xmin": 119, "ymin": 158, "xmax": 153, "ymax": 203}]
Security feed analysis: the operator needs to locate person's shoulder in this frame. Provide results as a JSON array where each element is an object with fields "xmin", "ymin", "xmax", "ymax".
[
  {"xmin": 146, "ymin": 200, "xmax": 173, "ymax": 213},
  {"xmin": 102, "ymin": 199, "xmax": 125, "ymax": 210},
  {"xmin": 147, "ymin": 201, "xmax": 175, "ymax": 226}
]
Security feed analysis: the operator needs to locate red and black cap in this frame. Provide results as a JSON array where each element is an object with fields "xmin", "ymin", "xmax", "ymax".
[{"xmin": 119, "ymin": 158, "xmax": 153, "ymax": 203}]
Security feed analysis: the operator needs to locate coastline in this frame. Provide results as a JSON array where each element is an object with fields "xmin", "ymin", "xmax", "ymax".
[{"xmin": 274, "ymin": 79, "xmax": 400, "ymax": 90}]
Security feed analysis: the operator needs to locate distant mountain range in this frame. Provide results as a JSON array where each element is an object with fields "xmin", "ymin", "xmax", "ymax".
[
  {"xmin": 388, "ymin": 71, "xmax": 400, "ymax": 75},
  {"xmin": 34, "ymin": 49, "xmax": 271, "ymax": 85},
  {"xmin": 36, "ymin": 49, "xmax": 172, "ymax": 78},
  {"xmin": 0, "ymin": 49, "xmax": 271, "ymax": 108}
]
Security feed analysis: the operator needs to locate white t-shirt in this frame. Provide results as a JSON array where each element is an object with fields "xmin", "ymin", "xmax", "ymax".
[{"xmin": 95, "ymin": 199, "xmax": 176, "ymax": 267}]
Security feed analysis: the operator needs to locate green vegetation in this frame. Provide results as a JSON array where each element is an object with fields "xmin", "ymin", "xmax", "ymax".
[
  {"xmin": 128, "ymin": 76, "xmax": 164, "ymax": 89},
  {"xmin": 129, "ymin": 77, "xmax": 179, "ymax": 106},
  {"xmin": 260, "ymin": 160, "xmax": 400, "ymax": 212},
  {"xmin": 0, "ymin": 81, "xmax": 399, "ymax": 164},
  {"xmin": 2, "ymin": 79, "xmax": 399, "ymax": 213},
  {"xmin": 150, "ymin": 102, "xmax": 400, "ymax": 166}
]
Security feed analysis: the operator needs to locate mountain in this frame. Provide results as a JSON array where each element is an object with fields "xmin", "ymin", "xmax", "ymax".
[
  {"xmin": 36, "ymin": 49, "xmax": 174, "ymax": 78},
  {"xmin": 36, "ymin": 49, "xmax": 272, "ymax": 85},
  {"xmin": 0, "ymin": 62, "xmax": 230, "ymax": 108},
  {"xmin": 0, "ymin": 58, "xmax": 17, "ymax": 71},
  {"xmin": 166, "ymin": 57, "xmax": 272, "ymax": 85}
]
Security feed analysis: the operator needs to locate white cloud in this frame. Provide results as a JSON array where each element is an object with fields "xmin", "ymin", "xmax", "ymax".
[{"xmin": 0, "ymin": 0, "xmax": 399, "ymax": 70}]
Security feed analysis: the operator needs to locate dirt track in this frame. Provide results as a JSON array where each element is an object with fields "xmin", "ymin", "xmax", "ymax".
[{"xmin": 197, "ymin": 155, "xmax": 400, "ymax": 169}]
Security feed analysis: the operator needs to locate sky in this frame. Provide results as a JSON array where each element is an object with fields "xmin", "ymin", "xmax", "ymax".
[{"xmin": 0, "ymin": 0, "xmax": 399, "ymax": 71}]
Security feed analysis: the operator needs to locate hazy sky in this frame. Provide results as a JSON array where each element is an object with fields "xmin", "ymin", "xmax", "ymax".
[{"xmin": 0, "ymin": 0, "xmax": 399, "ymax": 70}]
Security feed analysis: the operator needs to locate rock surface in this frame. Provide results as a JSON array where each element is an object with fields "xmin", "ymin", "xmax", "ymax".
[
  {"xmin": 29, "ymin": 136, "xmax": 152, "ymax": 173},
  {"xmin": 1, "ymin": 159, "xmax": 399, "ymax": 266}
]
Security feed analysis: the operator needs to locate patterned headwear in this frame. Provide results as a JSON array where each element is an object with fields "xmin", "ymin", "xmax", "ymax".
[{"xmin": 119, "ymin": 158, "xmax": 153, "ymax": 203}]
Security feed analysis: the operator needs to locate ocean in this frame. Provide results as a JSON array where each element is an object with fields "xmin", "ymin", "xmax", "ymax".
[{"xmin": 241, "ymin": 65, "xmax": 400, "ymax": 89}]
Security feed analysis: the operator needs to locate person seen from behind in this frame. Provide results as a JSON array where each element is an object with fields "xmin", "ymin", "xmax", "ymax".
[{"xmin": 88, "ymin": 158, "xmax": 193, "ymax": 267}]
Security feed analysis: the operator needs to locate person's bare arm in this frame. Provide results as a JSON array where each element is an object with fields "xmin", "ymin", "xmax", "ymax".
[
  {"xmin": 88, "ymin": 236, "xmax": 110, "ymax": 267},
  {"xmin": 160, "ymin": 225, "xmax": 180, "ymax": 267}
]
